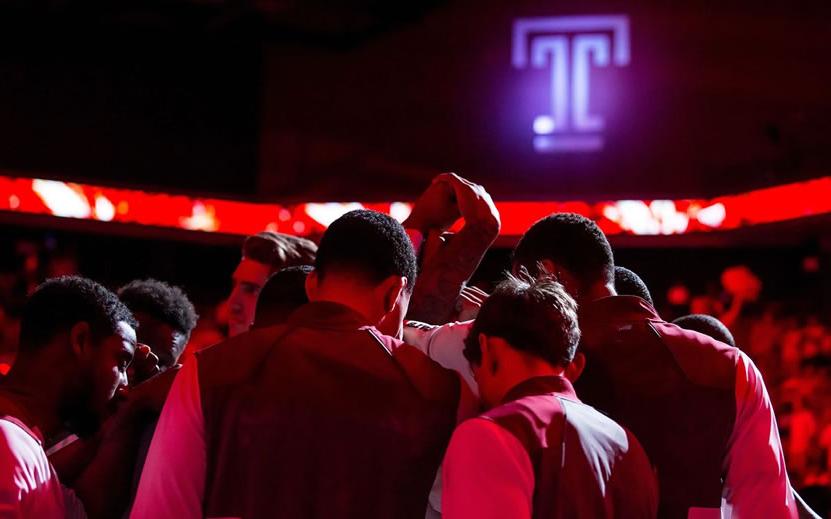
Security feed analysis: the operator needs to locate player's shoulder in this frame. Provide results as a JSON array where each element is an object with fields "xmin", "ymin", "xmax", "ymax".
[
  {"xmin": 650, "ymin": 320, "xmax": 741, "ymax": 389},
  {"xmin": 368, "ymin": 328, "xmax": 461, "ymax": 402},
  {"xmin": 0, "ymin": 417, "xmax": 51, "ymax": 485}
]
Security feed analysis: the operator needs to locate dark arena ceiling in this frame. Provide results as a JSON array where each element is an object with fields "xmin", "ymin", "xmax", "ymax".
[{"xmin": 0, "ymin": 0, "xmax": 828, "ymax": 202}]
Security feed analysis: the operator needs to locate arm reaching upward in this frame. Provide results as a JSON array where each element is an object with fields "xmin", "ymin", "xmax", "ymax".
[{"xmin": 406, "ymin": 173, "xmax": 500, "ymax": 324}]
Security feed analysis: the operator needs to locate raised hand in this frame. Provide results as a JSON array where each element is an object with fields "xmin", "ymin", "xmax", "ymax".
[
  {"xmin": 128, "ymin": 344, "xmax": 160, "ymax": 387},
  {"xmin": 403, "ymin": 175, "xmax": 461, "ymax": 233},
  {"xmin": 454, "ymin": 285, "xmax": 490, "ymax": 322}
]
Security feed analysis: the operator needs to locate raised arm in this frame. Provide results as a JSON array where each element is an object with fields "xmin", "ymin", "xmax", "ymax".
[{"xmin": 405, "ymin": 173, "xmax": 500, "ymax": 324}]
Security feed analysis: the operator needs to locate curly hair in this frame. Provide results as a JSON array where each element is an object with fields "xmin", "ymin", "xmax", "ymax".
[
  {"xmin": 315, "ymin": 210, "xmax": 417, "ymax": 292},
  {"xmin": 513, "ymin": 213, "xmax": 614, "ymax": 288},
  {"xmin": 20, "ymin": 276, "xmax": 137, "ymax": 352},
  {"xmin": 614, "ymin": 266, "xmax": 654, "ymax": 306},
  {"xmin": 673, "ymin": 314, "xmax": 736, "ymax": 347},
  {"xmin": 118, "ymin": 279, "xmax": 198, "ymax": 338}
]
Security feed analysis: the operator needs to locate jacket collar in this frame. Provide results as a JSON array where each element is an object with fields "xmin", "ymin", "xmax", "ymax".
[
  {"xmin": 501, "ymin": 375, "xmax": 579, "ymax": 405},
  {"xmin": 286, "ymin": 301, "xmax": 374, "ymax": 331},
  {"xmin": 579, "ymin": 295, "xmax": 660, "ymax": 326},
  {"xmin": 577, "ymin": 295, "xmax": 662, "ymax": 351}
]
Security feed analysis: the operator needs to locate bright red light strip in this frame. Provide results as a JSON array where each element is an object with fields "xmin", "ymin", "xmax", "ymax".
[{"xmin": 0, "ymin": 175, "xmax": 830, "ymax": 237}]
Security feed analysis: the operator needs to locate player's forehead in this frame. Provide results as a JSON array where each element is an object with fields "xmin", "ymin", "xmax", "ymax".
[
  {"xmin": 233, "ymin": 258, "xmax": 272, "ymax": 284},
  {"xmin": 115, "ymin": 321, "xmax": 137, "ymax": 346}
]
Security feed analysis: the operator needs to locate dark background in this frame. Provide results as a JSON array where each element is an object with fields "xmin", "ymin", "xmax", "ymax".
[{"xmin": 0, "ymin": 0, "xmax": 827, "ymax": 202}]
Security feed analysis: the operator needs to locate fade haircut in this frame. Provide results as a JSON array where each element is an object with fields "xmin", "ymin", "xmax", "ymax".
[
  {"xmin": 20, "ymin": 276, "xmax": 137, "ymax": 353},
  {"xmin": 243, "ymin": 232, "xmax": 317, "ymax": 273},
  {"xmin": 512, "ymin": 213, "xmax": 614, "ymax": 288},
  {"xmin": 614, "ymin": 266, "xmax": 654, "ymax": 306},
  {"xmin": 673, "ymin": 314, "xmax": 736, "ymax": 348},
  {"xmin": 253, "ymin": 265, "xmax": 313, "ymax": 328},
  {"xmin": 118, "ymin": 279, "xmax": 199, "ymax": 339},
  {"xmin": 464, "ymin": 275, "xmax": 580, "ymax": 368},
  {"xmin": 315, "ymin": 210, "xmax": 417, "ymax": 292}
]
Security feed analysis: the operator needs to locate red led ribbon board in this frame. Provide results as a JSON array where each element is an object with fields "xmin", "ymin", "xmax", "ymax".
[{"xmin": 0, "ymin": 175, "xmax": 829, "ymax": 238}]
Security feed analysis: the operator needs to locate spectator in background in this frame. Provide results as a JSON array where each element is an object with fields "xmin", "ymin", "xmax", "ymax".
[
  {"xmin": 782, "ymin": 317, "xmax": 806, "ymax": 376},
  {"xmin": 118, "ymin": 279, "xmax": 199, "ymax": 371},
  {"xmin": 690, "ymin": 281, "xmax": 725, "ymax": 317},
  {"xmin": 443, "ymin": 276, "xmax": 657, "ymax": 518},
  {"xmin": 788, "ymin": 397, "xmax": 819, "ymax": 478},
  {"xmin": 799, "ymin": 315, "xmax": 831, "ymax": 361},
  {"xmin": 227, "ymin": 231, "xmax": 317, "ymax": 336},
  {"xmin": 614, "ymin": 265, "xmax": 654, "ymax": 307},
  {"xmin": 818, "ymin": 408, "xmax": 831, "ymax": 483},
  {"xmin": 252, "ymin": 265, "xmax": 312, "ymax": 329},
  {"xmin": 747, "ymin": 305, "xmax": 785, "ymax": 379}
]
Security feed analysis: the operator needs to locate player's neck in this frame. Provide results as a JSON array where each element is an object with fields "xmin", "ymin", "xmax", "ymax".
[{"xmin": 1, "ymin": 359, "xmax": 66, "ymax": 438}]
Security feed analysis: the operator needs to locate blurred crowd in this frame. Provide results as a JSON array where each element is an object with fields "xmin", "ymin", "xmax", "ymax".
[
  {"xmin": 742, "ymin": 306, "xmax": 831, "ymax": 490},
  {"xmin": 655, "ymin": 267, "xmax": 831, "ymax": 495}
]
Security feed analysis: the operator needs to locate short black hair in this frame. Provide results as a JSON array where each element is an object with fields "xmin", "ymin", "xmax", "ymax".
[
  {"xmin": 673, "ymin": 314, "xmax": 736, "ymax": 348},
  {"xmin": 315, "ymin": 209, "xmax": 417, "ymax": 291},
  {"xmin": 20, "ymin": 276, "xmax": 137, "ymax": 353},
  {"xmin": 512, "ymin": 213, "xmax": 614, "ymax": 288},
  {"xmin": 464, "ymin": 275, "xmax": 580, "ymax": 368},
  {"xmin": 614, "ymin": 266, "xmax": 654, "ymax": 306},
  {"xmin": 253, "ymin": 265, "xmax": 313, "ymax": 328},
  {"xmin": 118, "ymin": 279, "xmax": 199, "ymax": 338}
]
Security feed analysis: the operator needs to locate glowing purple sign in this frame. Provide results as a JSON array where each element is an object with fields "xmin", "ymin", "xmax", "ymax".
[{"xmin": 512, "ymin": 15, "xmax": 630, "ymax": 153}]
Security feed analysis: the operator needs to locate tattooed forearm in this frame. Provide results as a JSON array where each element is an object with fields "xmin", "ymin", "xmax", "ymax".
[{"xmin": 407, "ymin": 220, "xmax": 499, "ymax": 324}]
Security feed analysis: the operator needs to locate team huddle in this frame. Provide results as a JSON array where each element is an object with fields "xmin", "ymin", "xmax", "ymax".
[{"xmin": 0, "ymin": 173, "xmax": 807, "ymax": 518}]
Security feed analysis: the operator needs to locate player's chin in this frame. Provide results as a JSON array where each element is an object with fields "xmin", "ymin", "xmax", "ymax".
[{"xmin": 229, "ymin": 319, "xmax": 249, "ymax": 336}]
